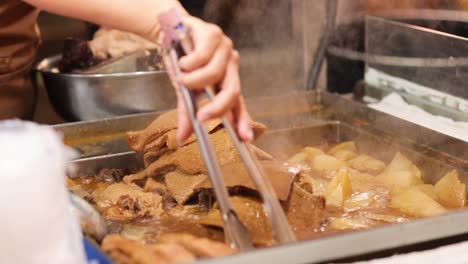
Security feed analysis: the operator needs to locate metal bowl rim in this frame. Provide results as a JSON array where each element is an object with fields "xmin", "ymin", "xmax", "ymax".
[
  {"xmin": 337, "ymin": 9, "xmax": 468, "ymax": 25},
  {"xmin": 34, "ymin": 54, "xmax": 167, "ymax": 79}
]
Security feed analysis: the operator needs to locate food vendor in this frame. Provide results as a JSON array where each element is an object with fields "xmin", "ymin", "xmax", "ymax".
[{"xmin": 0, "ymin": 0, "xmax": 253, "ymax": 142}]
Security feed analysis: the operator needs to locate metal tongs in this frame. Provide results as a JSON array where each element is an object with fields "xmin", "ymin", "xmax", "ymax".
[{"xmin": 159, "ymin": 9, "xmax": 296, "ymax": 251}]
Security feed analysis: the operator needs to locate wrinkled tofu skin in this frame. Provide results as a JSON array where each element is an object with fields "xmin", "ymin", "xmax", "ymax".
[
  {"xmin": 124, "ymin": 129, "xmax": 271, "ymax": 184},
  {"xmin": 285, "ymin": 183, "xmax": 327, "ymax": 240},
  {"xmin": 196, "ymin": 161, "xmax": 298, "ymax": 202},
  {"xmin": 127, "ymin": 110, "xmax": 179, "ymax": 152},
  {"xmin": 102, "ymin": 233, "xmax": 235, "ymax": 264},
  {"xmin": 197, "ymin": 196, "xmax": 274, "ymax": 246},
  {"xmin": 92, "ymin": 183, "xmax": 163, "ymax": 220}
]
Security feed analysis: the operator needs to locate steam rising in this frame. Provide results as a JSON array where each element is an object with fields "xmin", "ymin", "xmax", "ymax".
[
  {"xmin": 198, "ymin": 1, "xmax": 468, "ymax": 171},
  {"xmin": 202, "ymin": 0, "xmax": 315, "ymax": 98}
]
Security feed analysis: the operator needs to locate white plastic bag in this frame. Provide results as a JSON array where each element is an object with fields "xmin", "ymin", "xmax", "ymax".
[{"xmin": 0, "ymin": 120, "xmax": 86, "ymax": 264}]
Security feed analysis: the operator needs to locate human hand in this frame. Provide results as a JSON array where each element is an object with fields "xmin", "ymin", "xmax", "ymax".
[{"xmin": 165, "ymin": 16, "xmax": 253, "ymax": 144}]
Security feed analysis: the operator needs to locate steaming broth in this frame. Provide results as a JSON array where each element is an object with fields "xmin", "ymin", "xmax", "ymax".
[{"xmin": 68, "ymin": 141, "xmax": 465, "ymax": 263}]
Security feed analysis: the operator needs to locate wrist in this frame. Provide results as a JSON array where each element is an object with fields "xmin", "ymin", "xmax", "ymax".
[{"xmin": 143, "ymin": 1, "xmax": 189, "ymax": 42}]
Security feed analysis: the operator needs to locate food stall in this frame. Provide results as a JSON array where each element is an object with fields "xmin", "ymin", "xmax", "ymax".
[{"xmin": 13, "ymin": 0, "xmax": 468, "ymax": 263}]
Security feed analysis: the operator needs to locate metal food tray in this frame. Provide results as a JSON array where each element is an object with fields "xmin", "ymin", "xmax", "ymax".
[{"xmin": 60, "ymin": 91, "xmax": 468, "ymax": 263}]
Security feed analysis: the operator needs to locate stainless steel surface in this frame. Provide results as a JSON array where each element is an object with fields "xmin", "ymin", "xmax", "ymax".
[
  {"xmin": 53, "ymin": 112, "xmax": 156, "ymax": 158},
  {"xmin": 327, "ymin": 9, "xmax": 468, "ymax": 94},
  {"xmin": 328, "ymin": 45, "xmax": 468, "ymax": 67},
  {"xmin": 68, "ymin": 116, "xmax": 468, "ymax": 263},
  {"xmin": 306, "ymin": 0, "xmax": 337, "ymax": 91},
  {"xmin": 34, "ymin": 55, "xmax": 176, "ymax": 121},
  {"xmin": 79, "ymin": 50, "xmax": 152, "ymax": 74},
  {"xmin": 198, "ymin": 210, "xmax": 468, "ymax": 264},
  {"xmin": 54, "ymin": 91, "xmax": 468, "ymax": 161}
]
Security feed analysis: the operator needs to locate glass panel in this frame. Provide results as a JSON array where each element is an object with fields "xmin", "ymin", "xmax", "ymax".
[{"xmin": 364, "ymin": 16, "xmax": 468, "ymax": 120}]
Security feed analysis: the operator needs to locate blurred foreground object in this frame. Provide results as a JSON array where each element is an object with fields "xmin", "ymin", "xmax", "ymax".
[{"xmin": 0, "ymin": 121, "xmax": 86, "ymax": 264}]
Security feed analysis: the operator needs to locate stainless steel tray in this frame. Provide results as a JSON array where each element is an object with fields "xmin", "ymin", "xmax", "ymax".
[
  {"xmin": 61, "ymin": 91, "xmax": 468, "ymax": 263},
  {"xmin": 55, "ymin": 91, "xmax": 468, "ymax": 161}
]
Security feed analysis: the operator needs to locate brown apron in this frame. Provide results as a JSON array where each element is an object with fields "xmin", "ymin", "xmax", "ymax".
[{"xmin": 0, "ymin": 0, "xmax": 39, "ymax": 119}]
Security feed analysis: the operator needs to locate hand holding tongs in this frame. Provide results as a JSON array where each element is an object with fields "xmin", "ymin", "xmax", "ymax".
[{"xmin": 158, "ymin": 9, "xmax": 296, "ymax": 251}]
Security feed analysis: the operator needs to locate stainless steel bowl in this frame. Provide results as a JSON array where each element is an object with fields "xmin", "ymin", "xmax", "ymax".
[{"xmin": 34, "ymin": 55, "xmax": 176, "ymax": 121}]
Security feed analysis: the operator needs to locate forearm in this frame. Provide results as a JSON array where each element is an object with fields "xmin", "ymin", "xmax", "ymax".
[{"xmin": 24, "ymin": 0, "xmax": 187, "ymax": 40}]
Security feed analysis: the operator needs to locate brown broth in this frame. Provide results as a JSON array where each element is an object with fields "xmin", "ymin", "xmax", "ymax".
[{"xmin": 69, "ymin": 144, "xmax": 446, "ymax": 246}]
